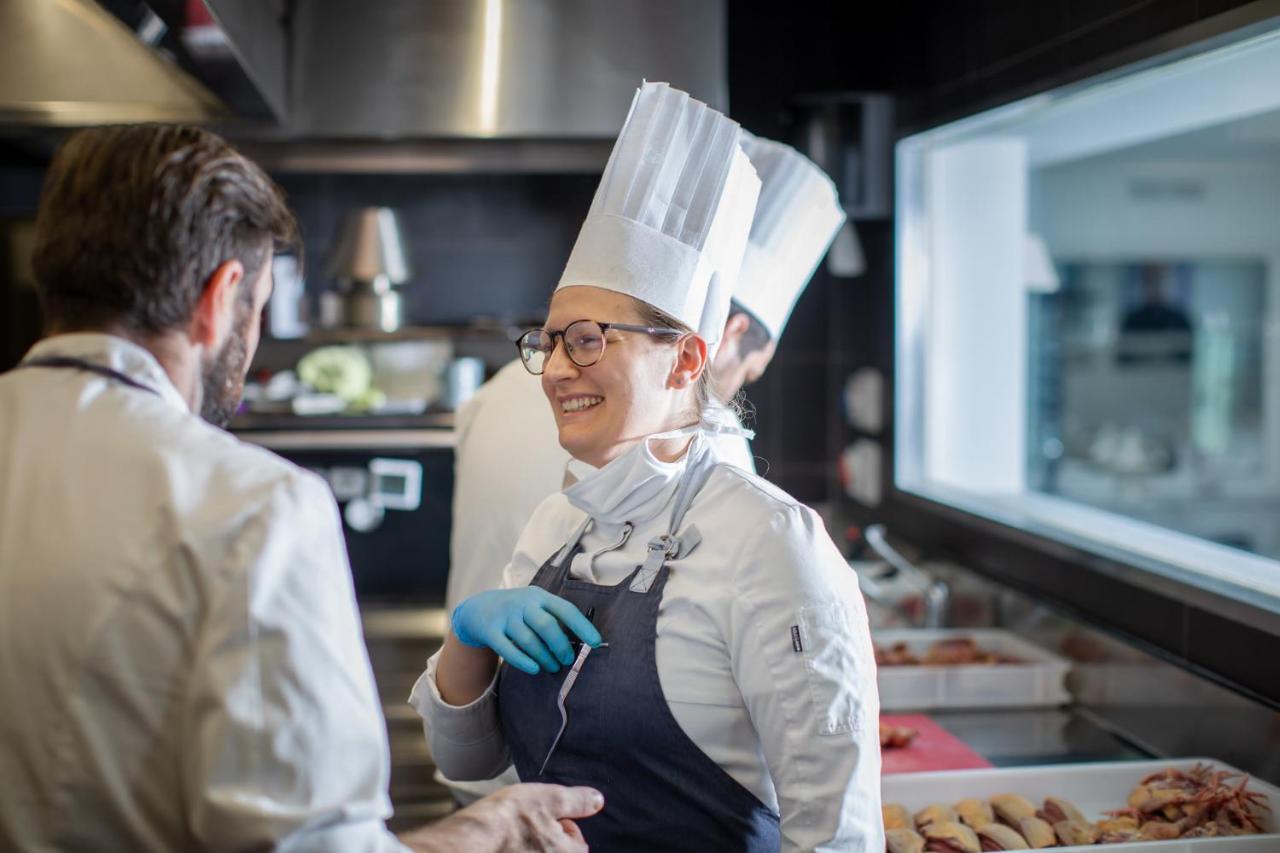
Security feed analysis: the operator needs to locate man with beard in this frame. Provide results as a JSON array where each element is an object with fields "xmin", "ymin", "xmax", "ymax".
[{"xmin": 0, "ymin": 124, "xmax": 600, "ymax": 853}]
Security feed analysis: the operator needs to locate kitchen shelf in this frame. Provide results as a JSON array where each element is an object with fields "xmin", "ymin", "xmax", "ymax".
[{"xmin": 237, "ymin": 428, "xmax": 455, "ymax": 451}]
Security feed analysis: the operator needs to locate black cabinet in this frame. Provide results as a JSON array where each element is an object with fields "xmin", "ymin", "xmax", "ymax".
[{"xmin": 268, "ymin": 444, "xmax": 454, "ymax": 603}]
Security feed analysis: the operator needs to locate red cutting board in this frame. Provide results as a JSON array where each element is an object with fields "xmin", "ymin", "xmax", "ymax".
[{"xmin": 880, "ymin": 714, "xmax": 993, "ymax": 775}]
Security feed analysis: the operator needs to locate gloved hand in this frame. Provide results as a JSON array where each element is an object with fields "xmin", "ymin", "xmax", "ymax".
[{"xmin": 452, "ymin": 588, "xmax": 602, "ymax": 675}]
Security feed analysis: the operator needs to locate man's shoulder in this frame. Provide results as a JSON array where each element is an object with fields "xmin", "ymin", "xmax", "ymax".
[
  {"xmin": 148, "ymin": 412, "xmax": 330, "ymax": 518},
  {"xmin": 156, "ymin": 423, "xmax": 340, "ymax": 581}
]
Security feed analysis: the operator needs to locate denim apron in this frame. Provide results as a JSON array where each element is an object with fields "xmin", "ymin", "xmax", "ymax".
[{"xmin": 497, "ymin": 448, "xmax": 781, "ymax": 851}]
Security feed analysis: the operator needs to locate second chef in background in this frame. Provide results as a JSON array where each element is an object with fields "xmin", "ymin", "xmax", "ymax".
[{"xmin": 412, "ymin": 81, "xmax": 881, "ymax": 852}]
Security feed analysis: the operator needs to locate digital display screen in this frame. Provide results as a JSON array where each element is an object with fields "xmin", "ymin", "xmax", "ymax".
[
  {"xmin": 367, "ymin": 458, "xmax": 422, "ymax": 511},
  {"xmin": 376, "ymin": 474, "xmax": 408, "ymax": 495}
]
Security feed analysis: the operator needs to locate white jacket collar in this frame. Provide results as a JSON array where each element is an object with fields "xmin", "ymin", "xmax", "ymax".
[{"xmin": 23, "ymin": 333, "xmax": 190, "ymax": 412}]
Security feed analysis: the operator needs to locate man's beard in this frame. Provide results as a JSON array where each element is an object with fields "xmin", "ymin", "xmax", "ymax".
[{"xmin": 200, "ymin": 305, "xmax": 251, "ymax": 428}]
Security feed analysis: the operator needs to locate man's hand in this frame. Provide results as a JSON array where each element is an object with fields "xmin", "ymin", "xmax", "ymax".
[{"xmin": 400, "ymin": 783, "xmax": 604, "ymax": 853}]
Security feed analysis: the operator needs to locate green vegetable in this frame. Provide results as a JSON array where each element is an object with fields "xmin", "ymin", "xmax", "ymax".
[{"xmin": 297, "ymin": 346, "xmax": 374, "ymax": 404}]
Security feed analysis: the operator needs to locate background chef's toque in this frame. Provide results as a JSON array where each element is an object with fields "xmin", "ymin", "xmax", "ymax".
[{"xmin": 734, "ymin": 133, "xmax": 847, "ymax": 341}]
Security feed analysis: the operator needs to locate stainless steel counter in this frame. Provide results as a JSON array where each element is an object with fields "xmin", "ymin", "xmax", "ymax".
[
  {"xmin": 881, "ymin": 555, "xmax": 1280, "ymax": 785},
  {"xmin": 360, "ymin": 569, "xmax": 1280, "ymax": 838},
  {"xmin": 927, "ymin": 708, "xmax": 1147, "ymax": 768},
  {"xmin": 361, "ymin": 605, "xmax": 453, "ymax": 833}
]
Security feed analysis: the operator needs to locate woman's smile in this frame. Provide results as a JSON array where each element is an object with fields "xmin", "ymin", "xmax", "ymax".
[
  {"xmin": 559, "ymin": 394, "xmax": 604, "ymax": 415},
  {"xmin": 540, "ymin": 286, "xmax": 685, "ymax": 468}
]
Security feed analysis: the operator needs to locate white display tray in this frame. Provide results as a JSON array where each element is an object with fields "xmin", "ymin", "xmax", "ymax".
[
  {"xmin": 881, "ymin": 758, "xmax": 1279, "ymax": 852},
  {"xmin": 874, "ymin": 628, "xmax": 1072, "ymax": 710}
]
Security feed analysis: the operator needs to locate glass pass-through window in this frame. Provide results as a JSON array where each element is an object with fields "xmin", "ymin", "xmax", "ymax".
[{"xmin": 895, "ymin": 20, "xmax": 1280, "ymax": 603}]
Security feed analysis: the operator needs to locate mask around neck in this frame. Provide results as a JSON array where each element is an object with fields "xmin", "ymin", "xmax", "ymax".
[{"xmin": 563, "ymin": 424, "xmax": 702, "ymax": 526}]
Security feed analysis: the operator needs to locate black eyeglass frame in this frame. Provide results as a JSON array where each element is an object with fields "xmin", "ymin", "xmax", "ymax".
[{"xmin": 515, "ymin": 319, "xmax": 684, "ymax": 375}]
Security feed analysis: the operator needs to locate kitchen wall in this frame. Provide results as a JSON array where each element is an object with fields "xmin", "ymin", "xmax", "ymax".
[
  {"xmin": 0, "ymin": 151, "xmax": 46, "ymax": 370},
  {"xmin": 0, "ymin": 159, "xmax": 602, "ymax": 365},
  {"xmin": 724, "ymin": 4, "xmax": 920, "ymax": 506},
  {"xmin": 274, "ymin": 171, "xmax": 599, "ymax": 326},
  {"xmin": 272, "ymin": 161, "xmax": 890, "ymax": 504},
  {"xmin": 0, "ymin": 159, "xmax": 41, "ymax": 214}
]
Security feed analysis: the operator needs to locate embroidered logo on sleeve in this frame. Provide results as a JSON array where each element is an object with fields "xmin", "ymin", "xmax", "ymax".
[{"xmin": 790, "ymin": 625, "xmax": 804, "ymax": 653}]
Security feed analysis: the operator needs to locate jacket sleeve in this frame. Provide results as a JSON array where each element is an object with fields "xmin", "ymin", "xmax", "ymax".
[
  {"xmin": 408, "ymin": 650, "xmax": 510, "ymax": 782},
  {"xmin": 182, "ymin": 472, "xmax": 408, "ymax": 852},
  {"xmin": 727, "ymin": 503, "xmax": 883, "ymax": 853},
  {"xmin": 407, "ymin": 494, "xmax": 578, "ymax": 781}
]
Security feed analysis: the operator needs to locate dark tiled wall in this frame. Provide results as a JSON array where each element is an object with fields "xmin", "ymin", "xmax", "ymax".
[
  {"xmin": 276, "ymin": 172, "xmax": 599, "ymax": 326},
  {"xmin": 0, "ymin": 160, "xmax": 46, "ymax": 369},
  {"xmin": 0, "ymin": 163, "xmax": 601, "ymax": 368},
  {"xmin": 0, "ymin": 163, "xmax": 42, "ymax": 215},
  {"xmin": 739, "ymin": 222, "xmax": 894, "ymax": 507},
  {"xmin": 726, "ymin": 3, "xmax": 924, "ymax": 504}
]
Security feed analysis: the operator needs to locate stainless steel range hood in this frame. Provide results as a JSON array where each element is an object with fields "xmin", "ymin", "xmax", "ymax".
[
  {"xmin": 285, "ymin": 0, "xmax": 726, "ymax": 139},
  {"xmin": 0, "ymin": 0, "xmax": 226, "ymax": 126},
  {"xmin": 230, "ymin": 0, "xmax": 726, "ymax": 172},
  {"xmin": 0, "ymin": 0, "xmax": 726, "ymax": 173}
]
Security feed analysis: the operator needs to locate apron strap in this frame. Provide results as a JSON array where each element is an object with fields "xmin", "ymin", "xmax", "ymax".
[
  {"xmin": 629, "ymin": 443, "xmax": 719, "ymax": 594},
  {"xmin": 16, "ymin": 356, "xmax": 159, "ymax": 397},
  {"xmin": 551, "ymin": 516, "xmax": 594, "ymax": 569},
  {"xmin": 667, "ymin": 450, "xmax": 717, "ymax": 536}
]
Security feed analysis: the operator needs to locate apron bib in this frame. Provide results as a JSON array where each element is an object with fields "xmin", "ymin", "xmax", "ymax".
[{"xmin": 497, "ymin": 449, "xmax": 780, "ymax": 851}]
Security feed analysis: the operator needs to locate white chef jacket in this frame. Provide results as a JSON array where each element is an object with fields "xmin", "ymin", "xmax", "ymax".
[
  {"xmin": 413, "ymin": 434, "xmax": 882, "ymax": 853},
  {"xmin": 447, "ymin": 359, "xmax": 757, "ymax": 617},
  {"xmin": 0, "ymin": 334, "xmax": 407, "ymax": 853},
  {"xmin": 440, "ymin": 360, "xmax": 759, "ymax": 802}
]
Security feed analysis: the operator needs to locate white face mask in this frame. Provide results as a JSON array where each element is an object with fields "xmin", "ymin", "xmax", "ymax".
[{"xmin": 563, "ymin": 425, "xmax": 703, "ymax": 526}]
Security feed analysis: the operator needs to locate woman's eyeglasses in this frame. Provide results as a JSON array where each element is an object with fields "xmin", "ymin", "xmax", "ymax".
[{"xmin": 516, "ymin": 319, "xmax": 682, "ymax": 375}]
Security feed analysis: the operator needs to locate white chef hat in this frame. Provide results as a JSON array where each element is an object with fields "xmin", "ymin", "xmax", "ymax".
[
  {"xmin": 733, "ymin": 134, "xmax": 846, "ymax": 340},
  {"xmin": 556, "ymin": 82, "xmax": 761, "ymax": 356}
]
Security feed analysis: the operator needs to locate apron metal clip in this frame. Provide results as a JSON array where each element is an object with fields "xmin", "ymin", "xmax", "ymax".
[{"xmin": 630, "ymin": 534, "xmax": 680, "ymax": 593}]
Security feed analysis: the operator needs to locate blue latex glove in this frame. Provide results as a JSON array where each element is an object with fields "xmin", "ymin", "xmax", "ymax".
[{"xmin": 452, "ymin": 587, "xmax": 602, "ymax": 675}]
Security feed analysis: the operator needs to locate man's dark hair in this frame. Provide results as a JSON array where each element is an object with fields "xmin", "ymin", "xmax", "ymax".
[
  {"xmin": 32, "ymin": 124, "xmax": 297, "ymax": 334},
  {"xmin": 729, "ymin": 299, "xmax": 772, "ymax": 357}
]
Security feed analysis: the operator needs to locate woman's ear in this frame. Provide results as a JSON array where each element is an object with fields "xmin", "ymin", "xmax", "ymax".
[
  {"xmin": 669, "ymin": 334, "xmax": 708, "ymax": 389},
  {"xmin": 190, "ymin": 259, "xmax": 245, "ymax": 348}
]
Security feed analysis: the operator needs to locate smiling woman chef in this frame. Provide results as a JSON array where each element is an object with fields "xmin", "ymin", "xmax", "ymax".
[{"xmin": 411, "ymin": 82, "xmax": 882, "ymax": 852}]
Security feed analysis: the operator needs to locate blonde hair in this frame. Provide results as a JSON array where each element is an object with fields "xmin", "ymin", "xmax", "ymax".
[{"xmin": 631, "ymin": 298, "xmax": 745, "ymax": 425}]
